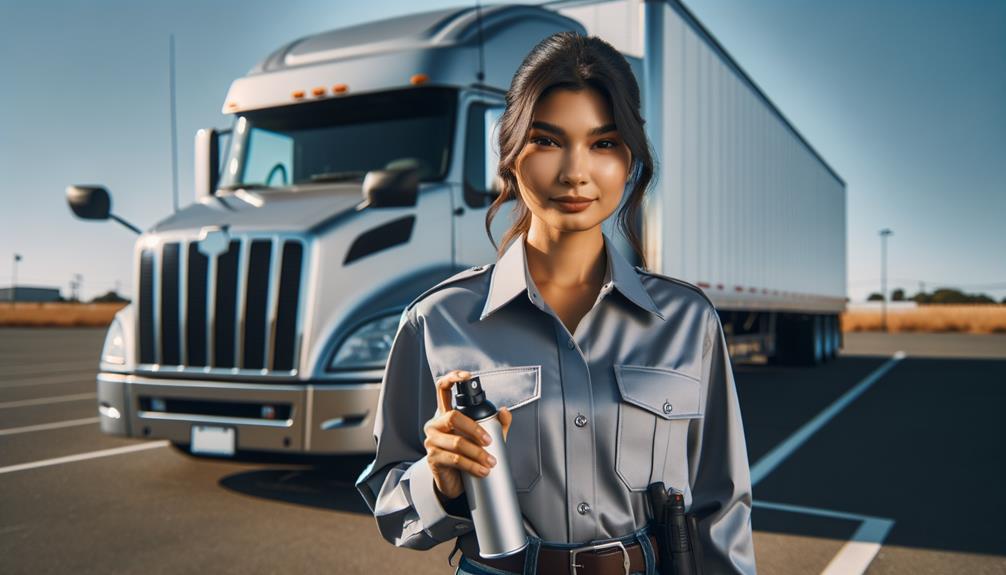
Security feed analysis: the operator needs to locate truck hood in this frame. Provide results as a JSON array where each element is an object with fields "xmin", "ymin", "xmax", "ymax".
[{"xmin": 150, "ymin": 184, "xmax": 368, "ymax": 234}]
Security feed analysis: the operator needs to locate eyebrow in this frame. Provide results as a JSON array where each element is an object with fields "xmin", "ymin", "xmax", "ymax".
[{"xmin": 531, "ymin": 120, "xmax": 618, "ymax": 137}]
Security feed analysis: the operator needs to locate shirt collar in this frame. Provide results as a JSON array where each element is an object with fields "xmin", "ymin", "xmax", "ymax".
[{"xmin": 478, "ymin": 230, "xmax": 665, "ymax": 321}]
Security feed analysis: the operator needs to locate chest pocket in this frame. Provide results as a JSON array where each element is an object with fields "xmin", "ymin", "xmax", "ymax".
[
  {"xmin": 458, "ymin": 365, "xmax": 542, "ymax": 492},
  {"xmin": 613, "ymin": 364, "xmax": 704, "ymax": 491}
]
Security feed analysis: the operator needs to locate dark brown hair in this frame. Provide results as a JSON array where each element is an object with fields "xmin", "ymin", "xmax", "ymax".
[{"xmin": 485, "ymin": 31, "xmax": 657, "ymax": 268}]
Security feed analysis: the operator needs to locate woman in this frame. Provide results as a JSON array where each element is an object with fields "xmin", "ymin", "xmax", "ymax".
[{"xmin": 356, "ymin": 31, "xmax": 756, "ymax": 575}]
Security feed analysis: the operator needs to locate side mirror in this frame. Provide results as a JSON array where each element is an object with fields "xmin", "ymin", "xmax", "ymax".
[
  {"xmin": 358, "ymin": 167, "xmax": 419, "ymax": 209},
  {"xmin": 65, "ymin": 185, "xmax": 141, "ymax": 234},
  {"xmin": 67, "ymin": 185, "xmax": 111, "ymax": 220},
  {"xmin": 195, "ymin": 128, "xmax": 230, "ymax": 202}
]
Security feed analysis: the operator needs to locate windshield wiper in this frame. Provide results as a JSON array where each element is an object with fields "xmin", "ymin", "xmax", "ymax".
[{"xmin": 308, "ymin": 171, "xmax": 368, "ymax": 183}]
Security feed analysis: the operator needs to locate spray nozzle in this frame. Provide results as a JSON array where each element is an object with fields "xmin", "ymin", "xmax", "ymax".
[{"xmin": 454, "ymin": 376, "xmax": 486, "ymax": 407}]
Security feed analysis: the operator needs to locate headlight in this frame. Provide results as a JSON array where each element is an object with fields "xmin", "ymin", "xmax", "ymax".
[
  {"xmin": 101, "ymin": 319, "xmax": 126, "ymax": 365},
  {"xmin": 328, "ymin": 312, "xmax": 402, "ymax": 370}
]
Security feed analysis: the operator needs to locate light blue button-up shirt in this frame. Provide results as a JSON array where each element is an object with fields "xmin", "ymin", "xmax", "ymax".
[{"xmin": 356, "ymin": 230, "xmax": 756, "ymax": 574}]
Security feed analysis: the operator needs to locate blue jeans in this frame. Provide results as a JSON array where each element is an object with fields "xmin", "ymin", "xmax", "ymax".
[{"xmin": 453, "ymin": 525, "xmax": 656, "ymax": 575}]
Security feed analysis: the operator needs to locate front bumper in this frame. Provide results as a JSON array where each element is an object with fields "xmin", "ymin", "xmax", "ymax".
[{"xmin": 96, "ymin": 372, "xmax": 380, "ymax": 455}]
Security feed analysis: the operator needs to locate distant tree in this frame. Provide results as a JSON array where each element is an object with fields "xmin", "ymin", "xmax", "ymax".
[
  {"xmin": 930, "ymin": 288, "xmax": 965, "ymax": 304},
  {"xmin": 867, "ymin": 292, "xmax": 884, "ymax": 301},
  {"xmin": 891, "ymin": 288, "xmax": 905, "ymax": 301},
  {"xmin": 1002, "ymin": 296, "xmax": 1006, "ymax": 305},
  {"xmin": 912, "ymin": 291, "xmax": 930, "ymax": 304},
  {"xmin": 921, "ymin": 288, "xmax": 996, "ymax": 304},
  {"xmin": 90, "ymin": 290, "xmax": 130, "ymax": 303}
]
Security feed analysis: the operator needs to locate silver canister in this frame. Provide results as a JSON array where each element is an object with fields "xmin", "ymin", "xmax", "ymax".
[{"xmin": 455, "ymin": 377, "xmax": 528, "ymax": 558}]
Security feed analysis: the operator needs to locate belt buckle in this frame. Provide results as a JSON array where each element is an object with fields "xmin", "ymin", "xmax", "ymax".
[{"xmin": 569, "ymin": 540, "xmax": 630, "ymax": 575}]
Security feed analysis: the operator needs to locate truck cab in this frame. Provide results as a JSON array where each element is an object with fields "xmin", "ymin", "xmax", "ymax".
[{"xmin": 77, "ymin": 4, "xmax": 593, "ymax": 457}]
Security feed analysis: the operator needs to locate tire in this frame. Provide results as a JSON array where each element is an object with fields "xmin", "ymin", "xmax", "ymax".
[{"xmin": 812, "ymin": 314, "xmax": 824, "ymax": 365}]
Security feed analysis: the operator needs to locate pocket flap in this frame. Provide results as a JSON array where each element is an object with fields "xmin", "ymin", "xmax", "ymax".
[
  {"xmin": 458, "ymin": 365, "xmax": 541, "ymax": 411},
  {"xmin": 613, "ymin": 365, "xmax": 702, "ymax": 419}
]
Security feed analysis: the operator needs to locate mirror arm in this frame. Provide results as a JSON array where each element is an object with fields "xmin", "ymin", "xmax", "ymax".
[{"xmin": 109, "ymin": 214, "xmax": 142, "ymax": 235}]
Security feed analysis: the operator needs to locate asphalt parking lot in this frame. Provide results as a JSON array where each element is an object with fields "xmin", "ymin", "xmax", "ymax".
[{"xmin": 1, "ymin": 328, "xmax": 1004, "ymax": 574}]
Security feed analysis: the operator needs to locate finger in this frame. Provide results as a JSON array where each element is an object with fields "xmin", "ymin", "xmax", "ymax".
[
  {"xmin": 426, "ymin": 430, "xmax": 496, "ymax": 468},
  {"xmin": 429, "ymin": 447, "xmax": 490, "ymax": 477},
  {"xmin": 435, "ymin": 370, "xmax": 472, "ymax": 414},
  {"xmin": 498, "ymin": 406, "xmax": 512, "ymax": 441},
  {"xmin": 433, "ymin": 409, "xmax": 492, "ymax": 447}
]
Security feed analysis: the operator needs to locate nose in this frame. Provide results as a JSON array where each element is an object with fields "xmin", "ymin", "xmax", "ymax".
[{"xmin": 559, "ymin": 144, "xmax": 589, "ymax": 187}]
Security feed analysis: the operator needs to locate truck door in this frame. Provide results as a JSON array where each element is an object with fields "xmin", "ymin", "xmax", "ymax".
[{"xmin": 454, "ymin": 98, "xmax": 511, "ymax": 267}]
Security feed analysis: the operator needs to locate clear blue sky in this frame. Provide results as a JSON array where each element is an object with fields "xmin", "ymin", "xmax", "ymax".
[{"xmin": 2, "ymin": 0, "xmax": 1003, "ymax": 303}]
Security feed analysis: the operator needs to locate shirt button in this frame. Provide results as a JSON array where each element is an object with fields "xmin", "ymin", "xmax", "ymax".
[
  {"xmin": 577, "ymin": 502, "xmax": 591, "ymax": 515},
  {"xmin": 663, "ymin": 401, "xmax": 673, "ymax": 414},
  {"xmin": 567, "ymin": 338, "xmax": 575, "ymax": 349},
  {"xmin": 574, "ymin": 414, "xmax": 588, "ymax": 427}
]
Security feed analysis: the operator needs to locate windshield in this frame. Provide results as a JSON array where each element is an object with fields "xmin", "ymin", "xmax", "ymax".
[{"xmin": 220, "ymin": 87, "xmax": 457, "ymax": 189}]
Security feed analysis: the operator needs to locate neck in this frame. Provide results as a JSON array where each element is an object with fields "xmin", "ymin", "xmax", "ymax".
[{"xmin": 524, "ymin": 221, "xmax": 606, "ymax": 289}]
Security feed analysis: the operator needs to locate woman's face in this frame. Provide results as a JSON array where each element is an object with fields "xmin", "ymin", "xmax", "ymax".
[{"xmin": 514, "ymin": 86, "xmax": 633, "ymax": 234}]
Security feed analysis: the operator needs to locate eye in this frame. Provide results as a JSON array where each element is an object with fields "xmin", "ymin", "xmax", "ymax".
[
  {"xmin": 530, "ymin": 136, "xmax": 556, "ymax": 147},
  {"xmin": 595, "ymin": 139, "xmax": 619, "ymax": 149}
]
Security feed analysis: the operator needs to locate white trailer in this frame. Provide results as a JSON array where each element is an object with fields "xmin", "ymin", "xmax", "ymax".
[
  {"xmin": 554, "ymin": 0, "xmax": 847, "ymax": 364},
  {"xmin": 67, "ymin": 0, "xmax": 845, "ymax": 459}
]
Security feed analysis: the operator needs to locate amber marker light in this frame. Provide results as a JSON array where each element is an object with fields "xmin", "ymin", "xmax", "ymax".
[
  {"xmin": 312, "ymin": 86, "xmax": 326, "ymax": 97},
  {"xmin": 332, "ymin": 83, "xmax": 348, "ymax": 94},
  {"xmin": 292, "ymin": 90, "xmax": 306, "ymax": 100},
  {"xmin": 410, "ymin": 73, "xmax": 429, "ymax": 85}
]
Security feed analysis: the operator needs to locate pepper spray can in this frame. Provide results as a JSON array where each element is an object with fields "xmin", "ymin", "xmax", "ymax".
[{"xmin": 454, "ymin": 376, "xmax": 528, "ymax": 558}]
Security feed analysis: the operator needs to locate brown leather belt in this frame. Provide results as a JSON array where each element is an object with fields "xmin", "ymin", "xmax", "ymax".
[{"xmin": 462, "ymin": 534, "xmax": 660, "ymax": 575}]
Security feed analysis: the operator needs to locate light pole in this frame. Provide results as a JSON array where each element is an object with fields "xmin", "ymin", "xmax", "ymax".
[
  {"xmin": 879, "ymin": 228, "xmax": 893, "ymax": 332},
  {"xmin": 11, "ymin": 253, "xmax": 21, "ymax": 305}
]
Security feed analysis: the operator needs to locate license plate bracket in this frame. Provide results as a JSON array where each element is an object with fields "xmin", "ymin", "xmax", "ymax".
[{"xmin": 191, "ymin": 424, "xmax": 236, "ymax": 456}]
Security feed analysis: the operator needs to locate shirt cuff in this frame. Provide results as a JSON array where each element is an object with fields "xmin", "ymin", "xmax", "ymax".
[{"xmin": 404, "ymin": 455, "xmax": 475, "ymax": 541}]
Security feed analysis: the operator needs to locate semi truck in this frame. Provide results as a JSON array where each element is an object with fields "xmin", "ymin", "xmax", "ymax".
[{"xmin": 67, "ymin": 0, "xmax": 846, "ymax": 459}]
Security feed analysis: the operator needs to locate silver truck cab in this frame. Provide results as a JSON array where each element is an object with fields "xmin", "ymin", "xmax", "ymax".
[{"xmin": 70, "ymin": 4, "xmax": 600, "ymax": 458}]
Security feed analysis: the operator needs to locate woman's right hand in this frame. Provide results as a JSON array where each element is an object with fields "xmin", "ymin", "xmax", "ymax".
[{"xmin": 423, "ymin": 370, "xmax": 512, "ymax": 500}]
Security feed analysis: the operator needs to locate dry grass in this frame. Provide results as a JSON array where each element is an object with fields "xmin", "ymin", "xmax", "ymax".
[
  {"xmin": 4, "ymin": 302, "xmax": 1005, "ymax": 334},
  {"xmin": 0, "ymin": 302, "xmax": 127, "ymax": 327},
  {"xmin": 842, "ymin": 304, "xmax": 1006, "ymax": 334}
]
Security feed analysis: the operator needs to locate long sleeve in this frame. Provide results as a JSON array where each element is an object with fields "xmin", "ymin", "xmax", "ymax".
[
  {"xmin": 355, "ymin": 309, "xmax": 475, "ymax": 550},
  {"xmin": 687, "ymin": 305, "xmax": 757, "ymax": 574}
]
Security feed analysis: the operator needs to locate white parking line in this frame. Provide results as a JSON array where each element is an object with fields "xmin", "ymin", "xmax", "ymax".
[
  {"xmin": 753, "ymin": 500, "xmax": 895, "ymax": 575},
  {"xmin": 0, "ymin": 393, "xmax": 97, "ymax": 409},
  {"xmin": 0, "ymin": 417, "xmax": 101, "ymax": 436},
  {"xmin": 750, "ymin": 350, "xmax": 907, "ymax": 485},
  {"xmin": 0, "ymin": 441, "xmax": 171, "ymax": 475}
]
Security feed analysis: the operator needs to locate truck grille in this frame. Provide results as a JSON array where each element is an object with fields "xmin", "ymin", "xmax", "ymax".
[{"xmin": 137, "ymin": 235, "xmax": 306, "ymax": 374}]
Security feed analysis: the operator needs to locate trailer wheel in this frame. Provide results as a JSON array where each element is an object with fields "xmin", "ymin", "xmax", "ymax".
[
  {"xmin": 826, "ymin": 315, "xmax": 838, "ymax": 360},
  {"xmin": 821, "ymin": 315, "xmax": 833, "ymax": 362},
  {"xmin": 813, "ymin": 314, "xmax": 825, "ymax": 364}
]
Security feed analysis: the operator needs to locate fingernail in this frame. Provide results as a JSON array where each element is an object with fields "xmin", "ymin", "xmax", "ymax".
[
  {"xmin": 480, "ymin": 466, "xmax": 490, "ymax": 476},
  {"xmin": 487, "ymin": 454, "xmax": 497, "ymax": 466},
  {"xmin": 482, "ymin": 433, "xmax": 491, "ymax": 445}
]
